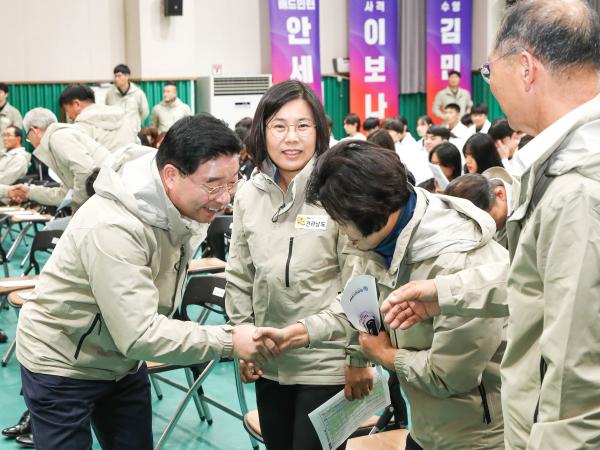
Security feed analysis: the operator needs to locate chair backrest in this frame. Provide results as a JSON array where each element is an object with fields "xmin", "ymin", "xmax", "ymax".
[
  {"xmin": 180, "ymin": 275, "xmax": 228, "ymax": 321},
  {"xmin": 205, "ymin": 214, "xmax": 233, "ymax": 261},
  {"xmin": 24, "ymin": 229, "xmax": 64, "ymax": 275}
]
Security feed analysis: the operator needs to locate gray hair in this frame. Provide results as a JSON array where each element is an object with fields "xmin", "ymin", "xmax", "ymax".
[
  {"xmin": 23, "ymin": 107, "xmax": 58, "ymax": 131},
  {"xmin": 494, "ymin": 0, "xmax": 600, "ymax": 73}
]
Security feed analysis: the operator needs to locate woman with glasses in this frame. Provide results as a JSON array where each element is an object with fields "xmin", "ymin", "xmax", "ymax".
[{"xmin": 225, "ymin": 80, "xmax": 372, "ymax": 450}]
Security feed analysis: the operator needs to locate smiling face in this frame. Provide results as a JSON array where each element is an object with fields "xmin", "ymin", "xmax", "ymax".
[
  {"xmin": 465, "ymin": 152, "xmax": 478, "ymax": 173},
  {"xmin": 425, "ymin": 134, "xmax": 444, "ymax": 152},
  {"xmin": 265, "ymin": 98, "xmax": 317, "ymax": 186}
]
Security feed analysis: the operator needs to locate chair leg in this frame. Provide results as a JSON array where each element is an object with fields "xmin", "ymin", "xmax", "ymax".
[
  {"xmin": 233, "ymin": 358, "xmax": 260, "ymax": 450},
  {"xmin": 2, "ymin": 339, "xmax": 16, "ymax": 367},
  {"xmin": 184, "ymin": 368, "xmax": 207, "ymax": 422},
  {"xmin": 154, "ymin": 360, "xmax": 216, "ymax": 450},
  {"xmin": 150, "ymin": 375, "xmax": 164, "ymax": 400}
]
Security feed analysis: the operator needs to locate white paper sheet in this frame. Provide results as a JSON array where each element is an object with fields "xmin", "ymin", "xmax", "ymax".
[
  {"xmin": 428, "ymin": 163, "xmax": 450, "ymax": 190},
  {"xmin": 308, "ymin": 366, "xmax": 391, "ymax": 450},
  {"xmin": 0, "ymin": 280, "xmax": 37, "ymax": 288},
  {"xmin": 11, "ymin": 214, "xmax": 48, "ymax": 221},
  {"xmin": 340, "ymin": 275, "xmax": 381, "ymax": 335}
]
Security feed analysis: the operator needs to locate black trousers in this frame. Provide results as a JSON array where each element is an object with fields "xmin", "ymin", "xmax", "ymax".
[
  {"xmin": 406, "ymin": 433, "xmax": 424, "ymax": 450},
  {"xmin": 21, "ymin": 364, "xmax": 152, "ymax": 450},
  {"xmin": 256, "ymin": 377, "xmax": 346, "ymax": 450}
]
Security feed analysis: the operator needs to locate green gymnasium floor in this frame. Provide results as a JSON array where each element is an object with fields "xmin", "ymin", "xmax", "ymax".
[{"xmin": 0, "ymin": 235, "xmax": 266, "ymax": 450}]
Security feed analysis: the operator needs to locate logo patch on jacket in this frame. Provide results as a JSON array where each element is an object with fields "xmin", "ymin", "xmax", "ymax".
[{"xmin": 295, "ymin": 214, "xmax": 328, "ymax": 230}]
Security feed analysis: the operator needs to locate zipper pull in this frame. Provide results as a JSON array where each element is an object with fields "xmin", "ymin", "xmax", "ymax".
[{"xmin": 272, "ymin": 203, "xmax": 286, "ymax": 223}]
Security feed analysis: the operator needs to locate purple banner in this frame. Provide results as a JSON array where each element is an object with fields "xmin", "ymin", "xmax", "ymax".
[
  {"xmin": 269, "ymin": 0, "xmax": 322, "ymax": 99},
  {"xmin": 349, "ymin": 0, "xmax": 399, "ymax": 124},
  {"xmin": 426, "ymin": 0, "xmax": 472, "ymax": 122}
]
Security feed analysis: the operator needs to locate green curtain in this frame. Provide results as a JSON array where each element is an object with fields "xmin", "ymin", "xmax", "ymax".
[
  {"xmin": 322, "ymin": 76, "xmax": 350, "ymax": 140},
  {"xmin": 470, "ymin": 73, "xmax": 505, "ymax": 121},
  {"xmin": 399, "ymin": 93, "xmax": 426, "ymax": 139}
]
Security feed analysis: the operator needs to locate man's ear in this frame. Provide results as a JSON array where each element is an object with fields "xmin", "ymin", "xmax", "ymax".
[{"xmin": 161, "ymin": 164, "xmax": 179, "ymax": 191}]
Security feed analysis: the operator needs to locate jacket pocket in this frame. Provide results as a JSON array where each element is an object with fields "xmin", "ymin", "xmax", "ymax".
[
  {"xmin": 533, "ymin": 356, "xmax": 548, "ymax": 423},
  {"xmin": 285, "ymin": 237, "xmax": 294, "ymax": 288},
  {"xmin": 74, "ymin": 313, "xmax": 101, "ymax": 360},
  {"xmin": 478, "ymin": 382, "xmax": 492, "ymax": 424}
]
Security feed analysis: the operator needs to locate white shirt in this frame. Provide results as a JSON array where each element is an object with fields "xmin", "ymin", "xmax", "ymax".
[
  {"xmin": 395, "ymin": 137, "xmax": 432, "ymax": 185},
  {"xmin": 340, "ymin": 132, "xmax": 366, "ymax": 141},
  {"xmin": 469, "ymin": 120, "xmax": 491, "ymax": 134},
  {"xmin": 451, "ymin": 122, "xmax": 475, "ymax": 142}
]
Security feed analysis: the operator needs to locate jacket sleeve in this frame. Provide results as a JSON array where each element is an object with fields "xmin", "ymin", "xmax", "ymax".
[
  {"xmin": 79, "ymin": 222, "xmax": 233, "ymax": 364},
  {"xmin": 29, "ymin": 184, "xmax": 68, "ymax": 206},
  {"xmin": 150, "ymin": 106, "xmax": 159, "ymax": 129},
  {"xmin": 527, "ymin": 184, "xmax": 600, "ymax": 449},
  {"xmin": 432, "ymin": 92, "xmax": 445, "ymax": 120},
  {"xmin": 10, "ymin": 108, "xmax": 23, "ymax": 128},
  {"xmin": 0, "ymin": 154, "xmax": 28, "ymax": 185},
  {"xmin": 139, "ymin": 91, "xmax": 150, "ymax": 123},
  {"xmin": 435, "ymin": 261, "xmax": 510, "ymax": 318},
  {"xmin": 225, "ymin": 193, "xmax": 256, "ymax": 325}
]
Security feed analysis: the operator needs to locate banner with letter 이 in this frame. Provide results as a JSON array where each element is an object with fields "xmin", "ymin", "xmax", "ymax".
[
  {"xmin": 269, "ymin": 0, "xmax": 322, "ymax": 99},
  {"xmin": 349, "ymin": 0, "xmax": 399, "ymax": 123}
]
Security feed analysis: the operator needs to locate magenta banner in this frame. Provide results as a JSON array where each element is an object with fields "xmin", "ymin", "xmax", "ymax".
[
  {"xmin": 426, "ymin": 0, "xmax": 472, "ymax": 122},
  {"xmin": 269, "ymin": 0, "xmax": 322, "ymax": 98},
  {"xmin": 349, "ymin": 0, "xmax": 399, "ymax": 124}
]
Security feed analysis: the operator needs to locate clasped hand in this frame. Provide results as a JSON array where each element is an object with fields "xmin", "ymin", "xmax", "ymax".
[{"xmin": 8, "ymin": 184, "xmax": 30, "ymax": 203}]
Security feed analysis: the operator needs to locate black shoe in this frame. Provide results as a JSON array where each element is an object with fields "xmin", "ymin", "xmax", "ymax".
[
  {"xmin": 0, "ymin": 329, "xmax": 7, "ymax": 343},
  {"xmin": 16, "ymin": 433, "xmax": 35, "ymax": 448},
  {"xmin": 2, "ymin": 411, "xmax": 31, "ymax": 439}
]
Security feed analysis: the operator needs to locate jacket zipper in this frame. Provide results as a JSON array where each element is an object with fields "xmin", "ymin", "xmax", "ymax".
[
  {"xmin": 285, "ymin": 237, "xmax": 294, "ymax": 288},
  {"xmin": 478, "ymin": 383, "xmax": 492, "ymax": 424},
  {"xmin": 74, "ymin": 313, "xmax": 101, "ymax": 360},
  {"xmin": 169, "ymin": 245, "xmax": 186, "ymax": 316},
  {"xmin": 533, "ymin": 357, "xmax": 548, "ymax": 423}
]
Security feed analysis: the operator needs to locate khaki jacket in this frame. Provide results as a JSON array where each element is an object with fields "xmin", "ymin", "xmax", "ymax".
[
  {"xmin": 225, "ymin": 159, "xmax": 356, "ymax": 385},
  {"xmin": 29, "ymin": 123, "xmax": 111, "ymax": 209},
  {"xmin": 105, "ymin": 82, "xmax": 149, "ymax": 132},
  {"xmin": 75, "ymin": 103, "xmax": 139, "ymax": 151},
  {"xmin": 437, "ymin": 94, "xmax": 600, "ymax": 449},
  {"xmin": 432, "ymin": 87, "xmax": 473, "ymax": 120},
  {"xmin": 150, "ymin": 98, "xmax": 191, "ymax": 133},
  {"xmin": 0, "ymin": 147, "xmax": 30, "ymax": 196},
  {"xmin": 303, "ymin": 189, "xmax": 508, "ymax": 449},
  {"xmin": 17, "ymin": 150, "xmax": 233, "ymax": 381},
  {"xmin": 0, "ymin": 102, "xmax": 23, "ymax": 151}
]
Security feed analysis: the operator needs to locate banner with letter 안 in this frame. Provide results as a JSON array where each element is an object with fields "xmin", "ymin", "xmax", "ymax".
[
  {"xmin": 349, "ymin": 0, "xmax": 399, "ymax": 124},
  {"xmin": 269, "ymin": 0, "xmax": 322, "ymax": 99},
  {"xmin": 426, "ymin": 0, "xmax": 472, "ymax": 121}
]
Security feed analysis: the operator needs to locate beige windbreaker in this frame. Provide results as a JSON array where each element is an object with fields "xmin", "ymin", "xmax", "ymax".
[
  {"xmin": 28, "ymin": 123, "xmax": 111, "ymax": 209},
  {"xmin": 302, "ymin": 188, "xmax": 508, "ymax": 449},
  {"xmin": 436, "ymin": 94, "xmax": 600, "ymax": 449},
  {"xmin": 16, "ymin": 150, "xmax": 234, "ymax": 381},
  {"xmin": 0, "ymin": 101, "xmax": 23, "ymax": 151},
  {"xmin": 225, "ymin": 158, "xmax": 359, "ymax": 385},
  {"xmin": 74, "ymin": 103, "xmax": 139, "ymax": 151},
  {"xmin": 105, "ymin": 82, "xmax": 149, "ymax": 132},
  {"xmin": 150, "ymin": 98, "xmax": 191, "ymax": 133},
  {"xmin": 0, "ymin": 147, "xmax": 30, "ymax": 196}
]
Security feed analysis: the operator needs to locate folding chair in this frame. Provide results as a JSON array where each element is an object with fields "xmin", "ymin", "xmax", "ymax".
[{"xmin": 204, "ymin": 214, "xmax": 233, "ymax": 261}]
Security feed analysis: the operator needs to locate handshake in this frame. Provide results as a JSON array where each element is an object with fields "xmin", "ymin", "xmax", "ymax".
[{"xmin": 7, "ymin": 184, "xmax": 30, "ymax": 203}]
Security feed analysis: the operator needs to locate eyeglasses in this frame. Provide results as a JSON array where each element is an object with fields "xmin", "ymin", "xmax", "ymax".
[
  {"xmin": 198, "ymin": 179, "xmax": 240, "ymax": 198},
  {"xmin": 480, "ymin": 47, "xmax": 527, "ymax": 84},
  {"xmin": 267, "ymin": 120, "xmax": 315, "ymax": 139},
  {"xmin": 25, "ymin": 128, "xmax": 34, "ymax": 144}
]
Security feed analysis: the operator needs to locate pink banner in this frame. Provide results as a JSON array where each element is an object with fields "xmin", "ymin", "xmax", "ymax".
[
  {"xmin": 269, "ymin": 0, "xmax": 322, "ymax": 98},
  {"xmin": 349, "ymin": 0, "xmax": 399, "ymax": 124},
  {"xmin": 426, "ymin": 0, "xmax": 472, "ymax": 122}
]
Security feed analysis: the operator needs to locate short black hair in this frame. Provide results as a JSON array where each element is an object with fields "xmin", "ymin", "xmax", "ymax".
[
  {"xmin": 306, "ymin": 140, "xmax": 411, "ymax": 236},
  {"xmin": 445, "ymin": 174, "xmax": 496, "ymax": 211},
  {"xmin": 463, "ymin": 133, "xmax": 503, "ymax": 173},
  {"xmin": 344, "ymin": 113, "xmax": 361, "ymax": 131},
  {"xmin": 59, "ymin": 84, "xmax": 95, "ymax": 106},
  {"xmin": 518, "ymin": 134, "xmax": 534, "ymax": 149},
  {"xmin": 426, "ymin": 125, "xmax": 453, "ymax": 140},
  {"xmin": 430, "ymin": 142, "xmax": 462, "ymax": 179},
  {"xmin": 165, "ymin": 81, "xmax": 177, "ymax": 88},
  {"xmin": 247, "ymin": 80, "xmax": 328, "ymax": 168},
  {"xmin": 363, "ymin": 117, "xmax": 380, "ymax": 132},
  {"xmin": 471, "ymin": 103, "xmax": 489, "ymax": 115},
  {"xmin": 395, "ymin": 115, "xmax": 409, "ymax": 128},
  {"xmin": 382, "ymin": 118, "xmax": 404, "ymax": 133},
  {"xmin": 4, "ymin": 125, "xmax": 22, "ymax": 140},
  {"xmin": 367, "ymin": 129, "xmax": 395, "ymax": 151},
  {"xmin": 488, "ymin": 118, "xmax": 514, "ymax": 141},
  {"xmin": 0, "ymin": 83, "xmax": 8, "ymax": 94},
  {"xmin": 444, "ymin": 103, "xmax": 461, "ymax": 113},
  {"xmin": 448, "ymin": 70, "xmax": 461, "ymax": 78},
  {"xmin": 461, "ymin": 113, "xmax": 473, "ymax": 127},
  {"xmin": 156, "ymin": 113, "xmax": 242, "ymax": 174},
  {"xmin": 113, "ymin": 64, "xmax": 131, "ymax": 75}
]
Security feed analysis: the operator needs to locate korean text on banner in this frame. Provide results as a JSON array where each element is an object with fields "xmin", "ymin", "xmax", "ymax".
[
  {"xmin": 269, "ymin": 0, "xmax": 322, "ymax": 99},
  {"xmin": 426, "ymin": 0, "xmax": 473, "ymax": 121},
  {"xmin": 349, "ymin": 0, "xmax": 399, "ymax": 124}
]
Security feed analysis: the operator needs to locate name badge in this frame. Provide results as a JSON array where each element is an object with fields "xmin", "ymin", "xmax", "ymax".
[{"xmin": 295, "ymin": 214, "xmax": 328, "ymax": 231}]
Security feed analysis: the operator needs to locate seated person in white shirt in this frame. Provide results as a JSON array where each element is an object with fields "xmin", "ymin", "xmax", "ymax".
[
  {"xmin": 470, "ymin": 104, "xmax": 492, "ymax": 134},
  {"xmin": 415, "ymin": 115, "xmax": 433, "ymax": 149},
  {"xmin": 488, "ymin": 118, "xmax": 521, "ymax": 174},
  {"xmin": 341, "ymin": 113, "xmax": 366, "ymax": 140},
  {"xmin": 383, "ymin": 118, "xmax": 431, "ymax": 185},
  {"xmin": 443, "ymin": 103, "xmax": 474, "ymax": 143}
]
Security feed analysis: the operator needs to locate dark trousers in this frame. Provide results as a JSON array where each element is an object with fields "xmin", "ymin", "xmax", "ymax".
[
  {"xmin": 406, "ymin": 433, "xmax": 424, "ymax": 450},
  {"xmin": 255, "ymin": 377, "xmax": 346, "ymax": 450},
  {"xmin": 21, "ymin": 364, "xmax": 152, "ymax": 450}
]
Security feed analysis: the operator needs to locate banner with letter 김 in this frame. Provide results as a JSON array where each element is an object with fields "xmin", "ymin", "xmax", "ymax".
[
  {"xmin": 426, "ymin": 0, "xmax": 473, "ymax": 121},
  {"xmin": 269, "ymin": 0, "xmax": 322, "ymax": 99},
  {"xmin": 349, "ymin": 0, "xmax": 399, "ymax": 124}
]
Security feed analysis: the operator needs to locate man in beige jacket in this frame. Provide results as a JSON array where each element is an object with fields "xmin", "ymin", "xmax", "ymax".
[
  {"xmin": 380, "ymin": 1, "xmax": 600, "ymax": 449},
  {"xmin": 105, "ymin": 64, "xmax": 149, "ymax": 132},
  {"xmin": 17, "ymin": 114, "xmax": 278, "ymax": 450},
  {"xmin": 59, "ymin": 84, "xmax": 139, "ymax": 151},
  {"xmin": 150, "ymin": 81, "xmax": 191, "ymax": 133},
  {"xmin": 0, "ymin": 126, "xmax": 30, "ymax": 189},
  {"xmin": 0, "ymin": 83, "xmax": 23, "ymax": 151}
]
